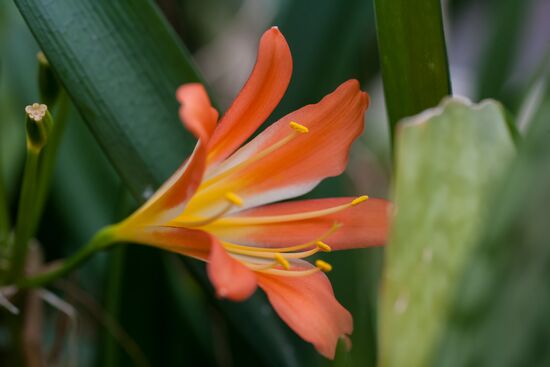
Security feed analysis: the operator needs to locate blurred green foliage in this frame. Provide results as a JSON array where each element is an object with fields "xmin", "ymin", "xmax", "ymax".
[
  {"xmin": 0, "ymin": 0, "xmax": 547, "ymax": 366},
  {"xmin": 433, "ymin": 69, "xmax": 550, "ymax": 367},
  {"xmin": 379, "ymin": 99, "xmax": 515, "ymax": 367}
]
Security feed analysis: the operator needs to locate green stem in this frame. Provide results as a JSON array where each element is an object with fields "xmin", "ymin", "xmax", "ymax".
[
  {"xmin": 0, "ymin": 156, "xmax": 10, "ymax": 252},
  {"xmin": 16, "ymin": 226, "xmax": 117, "ymax": 289},
  {"xmin": 102, "ymin": 246, "xmax": 126, "ymax": 367},
  {"xmin": 31, "ymin": 92, "xmax": 69, "ymax": 235},
  {"xmin": 7, "ymin": 148, "xmax": 41, "ymax": 282}
]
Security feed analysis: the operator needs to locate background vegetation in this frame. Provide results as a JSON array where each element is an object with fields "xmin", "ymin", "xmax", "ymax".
[{"xmin": 0, "ymin": 0, "xmax": 548, "ymax": 366}]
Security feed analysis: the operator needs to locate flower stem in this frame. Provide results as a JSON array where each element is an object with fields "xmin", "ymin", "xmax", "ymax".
[
  {"xmin": 31, "ymin": 92, "xmax": 69, "ymax": 235},
  {"xmin": 16, "ymin": 225, "xmax": 117, "ymax": 289},
  {"xmin": 6, "ymin": 148, "xmax": 41, "ymax": 282},
  {"xmin": 0, "ymin": 156, "xmax": 10, "ymax": 252}
]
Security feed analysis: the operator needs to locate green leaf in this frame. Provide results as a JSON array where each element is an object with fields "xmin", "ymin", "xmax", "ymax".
[
  {"xmin": 13, "ymin": 0, "xmax": 200, "ymax": 198},
  {"xmin": 379, "ymin": 98, "xmax": 515, "ymax": 367},
  {"xmin": 14, "ymin": 1, "xmax": 301, "ymax": 366},
  {"xmin": 374, "ymin": 0, "xmax": 451, "ymax": 140},
  {"xmin": 432, "ymin": 80, "xmax": 550, "ymax": 367}
]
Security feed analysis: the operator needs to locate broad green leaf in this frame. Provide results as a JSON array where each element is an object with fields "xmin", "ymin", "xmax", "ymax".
[
  {"xmin": 14, "ymin": 1, "xmax": 301, "ymax": 366},
  {"xmin": 432, "ymin": 81, "xmax": 550, "ymax": 367},
  {"xmin": 379, "ymin": 98, "xmax": 515, "ymax": 367},
  {"xmin": 13, "ymin": 0, "xmax": 200, "ymax": 198},
  {"xmin": 374, "ymin": 0, "xmax": 451, "ymax": 139}
]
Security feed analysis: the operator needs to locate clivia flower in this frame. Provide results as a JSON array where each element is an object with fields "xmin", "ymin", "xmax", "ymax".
[{"xmin": 110, "ymin": 27, "xmax": 390, "ymax": 358}]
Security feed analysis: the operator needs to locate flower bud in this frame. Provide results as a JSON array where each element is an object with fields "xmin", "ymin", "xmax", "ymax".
[{"xmin": 25, "ymin": 103, "xmax": 53, "ymax": 152}]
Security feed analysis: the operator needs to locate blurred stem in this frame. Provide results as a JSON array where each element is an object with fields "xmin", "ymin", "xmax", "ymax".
[
  {"xmin": 6, "ymin": 148, "xmax": 41, "ymax": 282},
  {"xmin": 31, "ymin": 91, "xmax": 69, "ymax": 234},
  {"xmin": 0, "ymin": 157, "xmax": 10, "ymax": 252},
  {"xmin": 477, "ymin": 0, "xmax": 531, "ymax": 101},
  {"xmin": 102, "ymin": 246, "xmax": 126, "ymax": 367},
  {"xmin": 103, "ymin": 187, "xmax": 133, "ymax": 367},
  {"xmin": 16, "ymin": 225, "xmax": 117, "ymax": 289},
  {"xmin": 374, "ymin": 0, "xmax": 451, "ymax": 142}
]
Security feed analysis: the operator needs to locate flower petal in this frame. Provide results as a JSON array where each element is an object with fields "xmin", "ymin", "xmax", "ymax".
[
  {"xmin": 257, "ymin": 262, "xmax": 353, "ymax": 359},
  {"xmin": 185, "ymin": 80, "xmax": 369, "ymax": 216},
  {"xmin": 207, "ymin": 238, "xmax": 258, "ymax": 301},
  {"xmin": 207, "ymin": 197, "xmax": 390, "ymax": 250},
  {"xmin": 206, "ymin": 27, "xmax": 292, "ymax": 165},
  {"xmin": 177, "ymin": 83, "xmax": 219, "ymax": 142},
  {"xmin": 129, "ymin": 84, "xmax": 218, "ymax": 224}
]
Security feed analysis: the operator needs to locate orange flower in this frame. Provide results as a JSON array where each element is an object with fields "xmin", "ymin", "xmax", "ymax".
[{"xmin": 112, "ymin": 27, "xmax": 390, "ymax": 359}]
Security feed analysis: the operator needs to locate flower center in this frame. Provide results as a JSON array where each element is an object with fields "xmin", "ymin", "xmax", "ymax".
[{"xmin": 172, "ymin": 120, "xmax": 370, "ymax": 277}]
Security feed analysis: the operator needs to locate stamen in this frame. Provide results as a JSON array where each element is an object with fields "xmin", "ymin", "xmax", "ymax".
[
  {"xmin": 274, "ymin": 253, "xmax": 290, "ymax": 270},
  {"xmin": 257, "ymin": 267, "xmax": 319, "ymax": 277},
  {"xmin": 225, "ymin": 243, "xmax": 320, "ymax": 260},
  {"xmin": 351, "ymin": 195, "xmax": 369, "ymax": 206},
  {"xmin": 316, "ymin": 241, "xmax": 332, "ymax": 252},
  {"xmin": 225, "ymin": 192, "xmax": 243, "ymax": 207},
  {"xmin": 245, "ymin": 262, "xmax": 278, "ymax": 271},
  {"xmin": 315, "ymin": 260, "xmax": 333, "ymax": 272},
  {"xmin": 177, "ymin": 192, "xmax": 243, "ymax": 227},
  {"xmin": 222, "ymin": 222, "xmax": 341, "ymax": 253},
  {"xmin": 219, "ymin": 196, "xmax": 369, "ymax": 225},
  {"xmin": 201, "ymin": 122, "xmax": 309, "ymax": 189},
  {"xmin": 289, "ymin": 121, "xmax": 309, "ymax": 133}
]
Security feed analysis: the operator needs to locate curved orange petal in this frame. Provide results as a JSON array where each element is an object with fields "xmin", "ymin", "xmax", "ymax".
[
  {"xmin": 206, "ymin": 27, "xmax": 292, "ymax": 165},
  {"xmin": 186, "ymin": 80, "xmax": 369, "ymax": 216},
  {"xmin": 257, "ymin": 262, "xmax": 352, "ymax": 359},
  {"xmin": 177, "ymin": 83, "xmax": 218, "ymax": 141},
  {"xmin": 129, "ymin": 84, "xmax": 218, "ymax": 224},
  {"xmin": 207, "ymin": 238, "xmax": 258, "ymax": 301},
  {"xmin": 207, "ymin": 198, "xmax": 390, "ymax": 250}
]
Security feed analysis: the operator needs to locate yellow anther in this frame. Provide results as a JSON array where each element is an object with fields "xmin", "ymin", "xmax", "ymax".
[
  {"xmin": 315, "ymin": 241, "xmax": 332, "ymax": 252},
  {"xmin": 351, "ymin": 195, "xmax": 369, "ymax": 206},
  {"xmin": 289, "ymin": 121, "xmax": 309, "ymax": 133},
  {"xmin": 225, "ymin": 192, "xmax": 243, "ymax": 207},
  {"xmin": 315, "ymin": 260, "xmax": 333, "ymax": 272},
  {"xmin": 275, "ymin": 253, "xmax": 290, "ymax": 270}
]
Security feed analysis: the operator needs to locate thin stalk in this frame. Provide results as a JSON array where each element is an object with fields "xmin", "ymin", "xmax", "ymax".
[
  {"xmin": 7, "ymin": 149, "xmax": 41, "ymax": 282},
  {"xmin": 0, "ymin": 156, "xmax": 10, "ymax": 252},
  {"xmin": 31, "ymin": 92, "xmax": 69, "ymax": 235},
  {"xmin": 16, "ymin": 226, "xmax": 117, "ymax": 289},
  {"xmin": 102, "ymin": 246, "xmax": 126, "ymax": 367}
]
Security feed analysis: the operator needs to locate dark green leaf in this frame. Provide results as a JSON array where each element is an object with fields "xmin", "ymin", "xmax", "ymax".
[{"xmin": 374, "ymin": 0, "xmax": 451, "ymax": 140}]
